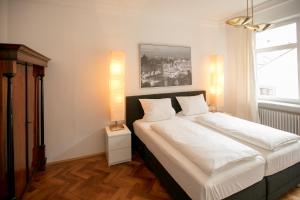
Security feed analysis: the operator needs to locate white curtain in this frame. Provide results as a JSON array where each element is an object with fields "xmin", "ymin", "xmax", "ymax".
[{"xmin": 225, "ymin": 27, "xmax": 259, "ymax": 122}]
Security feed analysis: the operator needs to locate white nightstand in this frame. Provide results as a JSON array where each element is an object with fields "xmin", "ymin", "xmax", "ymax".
[{"xmin": 105, "ymin": 124, "xmax": 132, "ymax": 166}]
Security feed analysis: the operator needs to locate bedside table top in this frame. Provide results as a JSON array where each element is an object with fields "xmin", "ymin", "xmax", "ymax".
[{"xmin": 105, "ymin": 124, "xmax": 131, "ymax": 137}]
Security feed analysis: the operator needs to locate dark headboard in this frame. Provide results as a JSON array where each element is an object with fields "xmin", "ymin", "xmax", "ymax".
[{"xmin": 125, "ymin": 90, "xmax": 206, "ymax": 133}]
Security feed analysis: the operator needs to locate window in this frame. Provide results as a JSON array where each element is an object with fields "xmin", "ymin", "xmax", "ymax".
[{"xmin": 255, "ymin": 18, "xmax": 300, "ymax": 103}]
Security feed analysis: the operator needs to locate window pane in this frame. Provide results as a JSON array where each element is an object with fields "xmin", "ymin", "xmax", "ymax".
[
  {"xmin": 256, "ymin": 23, "xmax": 297, "ymax": 49},
  {"xmin": 257, "ymin": 48, "xmax": 299, "ymax": 100}
]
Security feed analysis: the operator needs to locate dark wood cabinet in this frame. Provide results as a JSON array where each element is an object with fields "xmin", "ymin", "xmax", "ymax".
[{"xmin": 0, "ymin": 44, "xmax": 50, "ymax": 200}]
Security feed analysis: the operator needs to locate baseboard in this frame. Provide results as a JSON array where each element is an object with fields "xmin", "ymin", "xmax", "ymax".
[{"xmin": 47, "ymin": 152, "xmax": 105, "ymax": 166}]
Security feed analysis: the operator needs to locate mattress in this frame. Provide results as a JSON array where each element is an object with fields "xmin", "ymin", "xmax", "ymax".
[
  {"xmin": 133, "ymin": 119, "xmax": 265, "ymax": 200},
  {"xmin": 178, "ymin": 113, "xmax": 300, "ymax": 176}
]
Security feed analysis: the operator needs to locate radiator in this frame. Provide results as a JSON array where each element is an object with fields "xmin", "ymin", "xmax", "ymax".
[{"xmin": 258, "ymin": 107, "xmax": 300, "ymax": 135}]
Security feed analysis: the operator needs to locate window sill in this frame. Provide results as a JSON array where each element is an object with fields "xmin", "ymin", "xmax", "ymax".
[{"xmin": 258, "ymin": 100, "xmax": 300, "ymax": 114}]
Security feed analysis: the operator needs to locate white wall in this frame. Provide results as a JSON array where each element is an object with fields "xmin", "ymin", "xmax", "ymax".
[
  {"xmin": 6, "ymin": 0, "xmax": 226, "ymax": 162},
  {"xmin": 0, "ymin": 0, "xmax": 8, "ymax": 42}
]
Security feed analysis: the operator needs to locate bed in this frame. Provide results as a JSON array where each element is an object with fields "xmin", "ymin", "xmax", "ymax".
[
  {"xmin": 133, "ymin": 118, "xmax": 265, "ymax": 200},
  {"xmin": 126, "ymin": 90, "xmax": 266, "ymax": 200},
  {"xmin": 178, "ymin": 112, "xmax": 300, "ymax": 200}
]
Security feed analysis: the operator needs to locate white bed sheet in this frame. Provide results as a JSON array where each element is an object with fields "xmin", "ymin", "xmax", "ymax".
[
  {"xmin": 134, "ymin": 119, "xmax": 265, "ymax": 200},
  {"xmin": 150, "ymin": 118, "xmax": 260, "ymax": 175},
  {"xmin": 178, "ymin": 113, "xmax": 300, "ymax": 176}
]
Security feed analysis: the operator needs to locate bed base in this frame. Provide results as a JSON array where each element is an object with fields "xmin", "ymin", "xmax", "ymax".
[
  {"xmin": 266, "ymin": 161, "xmax": 300, "ymax": 200},
  {"xmin": 134, "ymin": 134, "xmax": 266, "ymax": 200}
]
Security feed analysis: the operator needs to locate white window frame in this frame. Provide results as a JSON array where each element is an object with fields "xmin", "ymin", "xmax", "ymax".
[{"xmin": 256, "ymin": 17, "xmax": 300, "ymax": 104}]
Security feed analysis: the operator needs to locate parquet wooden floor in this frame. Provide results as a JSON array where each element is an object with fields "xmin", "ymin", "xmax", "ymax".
[
  {"xmin": 23, "ymin": 154, "xmax": 300, "ymax": 200},
  {"xmin": 23, "ymin": 154, "xmax": 171, "ymax": 200}
]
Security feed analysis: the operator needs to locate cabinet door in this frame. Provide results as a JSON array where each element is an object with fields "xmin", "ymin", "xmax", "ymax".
[
  {"xmin": 26, "ymin": 65, "xmax": 37, "ymax": 177},
  {"xmin": 13, "ymin": 64, "xmax": 27, "ymax": 198}
]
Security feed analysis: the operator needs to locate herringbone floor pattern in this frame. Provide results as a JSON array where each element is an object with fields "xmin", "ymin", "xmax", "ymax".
[
  {"xmin": 23, "ymin": 154, "xmax": 171, "ymax": 200},
  {"xmin": 23, "ymin": 154, "xmax": 300, "ymax": 200}
]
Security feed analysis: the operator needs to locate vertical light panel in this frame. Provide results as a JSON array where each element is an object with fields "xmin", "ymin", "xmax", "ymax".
[
  {"xmin": 209, "ymin": 55, "xmax": 224, "ymax": 110},
  {"xmin": 109, "ymin": 51, "xmax": 125, "ymax": 122}
]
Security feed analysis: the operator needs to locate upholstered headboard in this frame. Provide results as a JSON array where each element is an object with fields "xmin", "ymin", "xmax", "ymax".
[{"xmin": 125, "ymin": 90, "xmax": 206, "ymax": 133}]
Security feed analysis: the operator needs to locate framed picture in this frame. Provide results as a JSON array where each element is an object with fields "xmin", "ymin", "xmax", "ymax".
[{"xmin": 139, "ymin": 44, "xmax": 192, "ymax": 88}]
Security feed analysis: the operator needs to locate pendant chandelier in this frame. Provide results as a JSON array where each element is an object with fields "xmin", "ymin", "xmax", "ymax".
[{"xmin": 226, "ymin": 0, "xmax": 271, "ymax": 32}]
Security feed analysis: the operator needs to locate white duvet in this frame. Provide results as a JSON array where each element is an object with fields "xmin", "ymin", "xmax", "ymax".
[
  {"xmin": 151, "ymin": 118, "xmax": 259, "ymax": 175},
  {"xmin": 196, "ymin": 112, "xmax": 300, "ymax": 151}
]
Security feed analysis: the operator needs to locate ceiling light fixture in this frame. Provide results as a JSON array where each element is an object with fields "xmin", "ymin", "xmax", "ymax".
[
  {"xmin": 226, "ymin": 0, "xmax": 251, "ymax": 27},
  {"xmin": 226, "ymin": 0, "xmax": 272, "ymax": 32}
]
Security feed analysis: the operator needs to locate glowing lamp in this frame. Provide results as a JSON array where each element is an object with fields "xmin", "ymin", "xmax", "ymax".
[
  {"xmin": 109, "ymin": 51, "xmax": 125, "ymax": 131},
  {"xmin": 209, "ymin": 55, "xmax": 224, "ymax": 111}
]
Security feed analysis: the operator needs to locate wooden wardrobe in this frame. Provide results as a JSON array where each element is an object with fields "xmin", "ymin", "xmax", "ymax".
[{"xmin": 0, "ymin": 44, "xmax": 50, "ymax": 200}]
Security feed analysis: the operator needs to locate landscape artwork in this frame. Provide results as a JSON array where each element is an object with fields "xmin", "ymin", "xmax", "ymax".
[{"xmin": 140, "ymin": 44, "xmax": 192, "ymax": 88}]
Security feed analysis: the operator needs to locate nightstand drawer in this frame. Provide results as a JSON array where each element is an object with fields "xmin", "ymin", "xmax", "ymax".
[
  {"xmin": 108, "ymin": 147, "xmax": 131, "ymax": 165},
  {"xmin": 108, "ymin": 135, "xmax": 131, "ymax": 150}
]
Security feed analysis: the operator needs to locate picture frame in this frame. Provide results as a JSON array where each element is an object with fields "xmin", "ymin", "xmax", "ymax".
[{"xmin": 139, "ymin": 44, "xmax": 192, "ymax": 88}]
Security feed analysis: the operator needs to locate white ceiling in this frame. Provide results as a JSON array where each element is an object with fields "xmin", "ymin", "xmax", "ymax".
[
  {"xmin": 97, "ymin": 0, "xmax": 271, "ymax": 21},
  {"xmin": 25, "ymin": 0, "xmax": 271, "ymax": 22},
  {"xmin": 191, "ymin": 0, "xmax": 270, "ymax": 20}
]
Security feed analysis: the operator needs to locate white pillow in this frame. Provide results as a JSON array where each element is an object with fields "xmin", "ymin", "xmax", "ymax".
[
  {"xmin": 176, "ymin": 94, "xmax": 209, "ymax": 116},
  {"xmin": 139, "ymin": 98, "xmax": 176, "ymax": 122}
]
